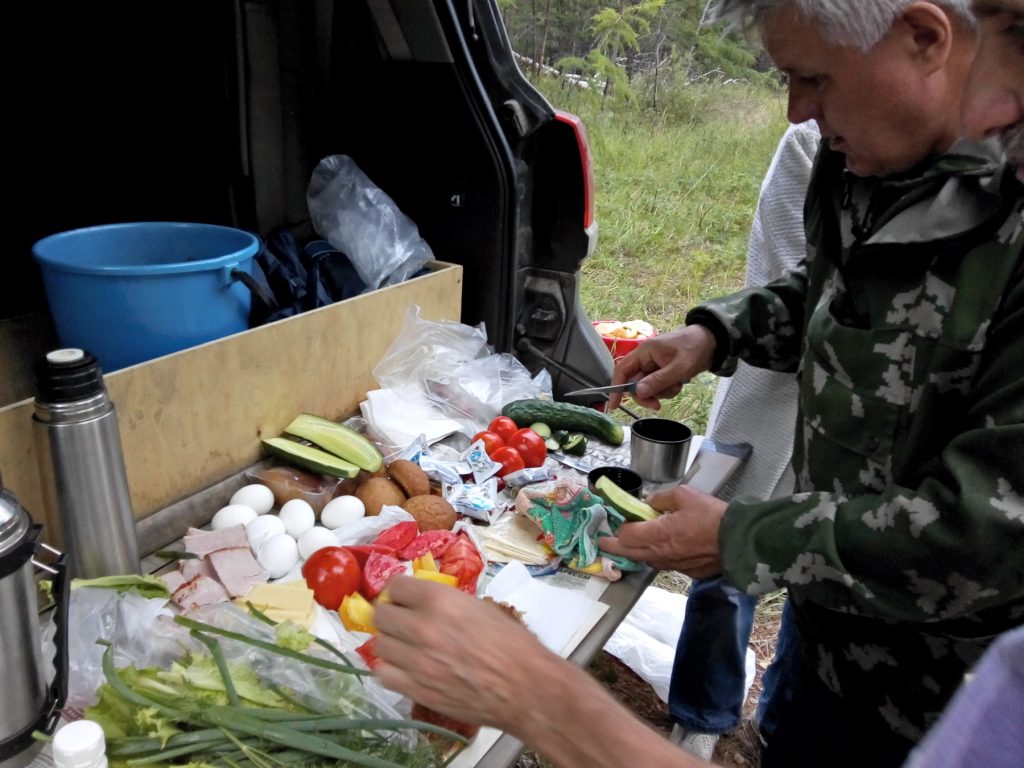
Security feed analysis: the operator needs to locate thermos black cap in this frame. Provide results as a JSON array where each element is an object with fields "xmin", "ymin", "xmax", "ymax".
[{"xmin": 34, "ymin": 348, "xmax": 105, "ymax": 402}]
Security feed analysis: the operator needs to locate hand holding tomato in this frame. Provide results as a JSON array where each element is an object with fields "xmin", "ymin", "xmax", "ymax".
[
  {"xmin": 302, "ymin": 546, "xmax": 361, "ymax": 610},
  {"xmin": 507, "ymin": 428, "xmax": 547, "ymax": 467}
]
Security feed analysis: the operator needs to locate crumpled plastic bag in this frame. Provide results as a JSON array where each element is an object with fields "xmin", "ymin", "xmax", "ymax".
[
  {"xmin": 63, "ymin": 584, "xmax": 409, "ymax": 725},
  {"xmin": 371, "ymin": 306, "xmax": 551, "ymax": 439},
  {"xmin": 514, "ymin": 478, "xmax": 640, "ymax": 581},
  {"xmin": 307, "ymin": 155, "xmax": 435, "ymax": 290}
]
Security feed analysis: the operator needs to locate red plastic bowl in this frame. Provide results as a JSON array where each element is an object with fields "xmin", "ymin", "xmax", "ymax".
[{"xmin": 593, "ymin": 320, "xmax": 657, "ymax": 360}]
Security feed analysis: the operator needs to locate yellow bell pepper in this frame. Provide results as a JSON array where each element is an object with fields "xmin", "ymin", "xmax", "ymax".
[
  {"xmin": 413, "ymin": 569, "xmax": 458, "ymax": 587},
  {"xmin": 412, "ymin": 552, "xmax": 438, "ymax": 572},
  {"xmin": 339, "ymin": 591, "xmax": 376, "ymax": 634}
]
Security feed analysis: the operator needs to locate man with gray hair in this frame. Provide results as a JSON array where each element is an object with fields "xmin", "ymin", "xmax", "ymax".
[
  {"xmin": 602, "ymin": 0, "xmax": 1022, "ymax": 764},
  {"xmin": 369, "ymin": 2, "xmax": 1023, "ymax": 767}
]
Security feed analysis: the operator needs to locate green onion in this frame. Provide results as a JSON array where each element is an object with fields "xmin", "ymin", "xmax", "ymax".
[{"xmin": 173, "ymin": 616, "xmax": 369, "ymax": 677}]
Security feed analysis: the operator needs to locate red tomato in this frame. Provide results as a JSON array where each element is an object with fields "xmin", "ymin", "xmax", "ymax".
[
  {"xmin": 507, "ymin": 428, "xmax": 547, "ymax": 468},
  {"xmin": 343, "ymin": 543, "xmax": 396, "ymax": 568},
  {"xmin": 301, "ymin": 546, "xmax": 361, "ymax": 610},
  {"xmin": 470, "ymin": 431, "xmax": 504, "ymax": 456},
  {"xmin": 438, "ymin": 532, "xmax": 485, "ymax": 594},
  {"xmin": 490, "ymin": 446, "xmax": 525, "ymax": 477},
  {"xmin": 488, "ymin": 416, "xmax": 519, "ymax": 443},
  {"xmin": 371, "ymin": 521, "xmax": 419, "ymax": 552},
  {"xmin": 361, "ymin": 551, "xmax": 407, "ymax": 599},
  {"xmin": 398, "ymin": 530, "xmax": 457, "ymax": 561}
]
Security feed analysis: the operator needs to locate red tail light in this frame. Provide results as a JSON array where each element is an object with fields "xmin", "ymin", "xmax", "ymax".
[{"xmin": 555, "ymin": 110, "xmax": 595, "ymax": 230}]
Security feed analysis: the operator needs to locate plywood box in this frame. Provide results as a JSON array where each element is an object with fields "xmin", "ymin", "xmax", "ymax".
[{"xmin": 0, "ymin": 262, "xmax": 463, "ymax": 545}]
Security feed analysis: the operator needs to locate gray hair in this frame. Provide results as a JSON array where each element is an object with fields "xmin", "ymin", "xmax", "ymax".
[{"xmin": 709, "ymin": 0, "xmax": 975, "ymax": 51}]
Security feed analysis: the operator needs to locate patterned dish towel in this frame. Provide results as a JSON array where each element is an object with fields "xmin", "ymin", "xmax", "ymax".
[{"xmin": 514, "ymin": 478, "xmax": 641, "ymax": 580}]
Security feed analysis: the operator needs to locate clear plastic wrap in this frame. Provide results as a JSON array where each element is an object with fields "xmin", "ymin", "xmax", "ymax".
[
  {"xmin": 372, "ymin": 306, "xmax": 553, "ymax": 438},
  {"xmin": 64, "ymin": 586, "xmax": 408, "ymax": 723}
]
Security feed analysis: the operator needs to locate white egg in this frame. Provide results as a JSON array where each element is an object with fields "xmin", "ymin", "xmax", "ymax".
[
  {"xmin": 278, "ymin": 498, "xmax": 316, "ymax": 539},
  {"xmin": 229, "ymin": 483, "xmax": 275, "ymax": 515},
  {"xmin": 258, "ymin": 533, "xmax": 299, "ymax": 579},
  {"xmin": 320, "ymin": 495, "xmax": 366, "ymax": 530},
  {"xmin": 246, "ymin": 514, "xmax": 286, "ymax": 550},
  {"xmin": 297, "ymin": 526, "xmax": 339, "ymax": 560},
  {"xmin": 211, "ymin": 503, "xmax": 257, "ymax": 530}
]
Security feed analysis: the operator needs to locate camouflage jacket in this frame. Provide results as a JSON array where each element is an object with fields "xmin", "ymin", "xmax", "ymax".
[{"xmin": 688, "ymin": 140, "xmax": 1024, "ymax": 741}]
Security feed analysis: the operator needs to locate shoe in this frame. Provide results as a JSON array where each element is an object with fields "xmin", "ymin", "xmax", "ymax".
[{"xmin": 669, "ymin": 724, "xmax": 719, "ymax": 761}]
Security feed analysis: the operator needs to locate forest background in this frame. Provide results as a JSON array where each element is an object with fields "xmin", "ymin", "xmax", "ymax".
[
  {"xmin": 498, "ymin": 3, "xmax": 793, "ymax": 765},
  {"xmin": 499, "ymin": 0, "xmax": 794, "ymax": 431}
]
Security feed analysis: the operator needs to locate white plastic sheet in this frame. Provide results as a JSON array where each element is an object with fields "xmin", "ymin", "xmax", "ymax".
[{"xmin": 603, "ymin": 585, "xmax": 756, "ymax": 705}]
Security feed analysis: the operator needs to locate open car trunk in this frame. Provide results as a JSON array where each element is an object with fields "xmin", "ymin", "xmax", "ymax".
[{"xmin": 6, "ymin": 0, "xmax": 610, "ymax": 404}]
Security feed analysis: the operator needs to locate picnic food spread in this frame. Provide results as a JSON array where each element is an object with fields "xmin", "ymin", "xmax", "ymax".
[{"xmin": 40, "ymin": 350, "xmax": 658, "ymax": 768}]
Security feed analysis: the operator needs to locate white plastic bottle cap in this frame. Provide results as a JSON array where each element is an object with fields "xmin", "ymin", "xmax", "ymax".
[
  {"xmin": 46, "ymin": 349, "xmax": 86, "ymax": 364},
  {"xmin": 52, "ymin": 720, "xmax": 107, "ymax": 768}
]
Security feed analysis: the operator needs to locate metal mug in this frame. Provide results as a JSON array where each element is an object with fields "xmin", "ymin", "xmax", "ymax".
[{"xmin": 629, "ymin": 418, "xmax": 693, "ymax": 483}]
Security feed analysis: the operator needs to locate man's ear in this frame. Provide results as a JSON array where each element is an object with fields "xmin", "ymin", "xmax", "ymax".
[{"xmin": 898, "ymin": 2, "xmax": 957, "ymax": 73}]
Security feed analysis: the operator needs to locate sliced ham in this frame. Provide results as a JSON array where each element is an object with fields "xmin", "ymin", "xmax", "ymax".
[
  {"xmin": 172, "ymin": 574, "xmax": 230, "ymax": 611},
  {"xmin": 183, "ymin": 525, "xmax": 248, "ymax": 557},
  {"xmin": 208, "ymin": 547, "xmax": 266, "ymax": 597},
  {"xmin": 179, "ymin": 557, "xmax": 215, "ymax": 581},
  {"xmin": 160, "ymin": 570, "xmax": 187, "ymax": 594}
]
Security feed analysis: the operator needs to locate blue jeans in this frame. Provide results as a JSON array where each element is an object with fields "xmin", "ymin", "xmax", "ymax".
[
  {"xmin": 670, "ymin": 579, "xmax": 800, "ymax": 736},
  {"xmin": 755, "ymin": 597, "xmax": 802, "ymax": 741},
  {"xmin": 669, "ymin": 575, "xmax": 758, "ymax": 734}
]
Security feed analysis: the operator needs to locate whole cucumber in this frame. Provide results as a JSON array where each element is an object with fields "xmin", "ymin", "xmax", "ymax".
[{"xmin": 502, "ymin": 399, "xmax": 624, "ymax": 446}]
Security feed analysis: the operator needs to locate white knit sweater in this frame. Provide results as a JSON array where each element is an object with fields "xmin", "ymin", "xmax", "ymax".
[{"xmin": 705, "ymin": 121, "xmax": 820, "ymax": 501}]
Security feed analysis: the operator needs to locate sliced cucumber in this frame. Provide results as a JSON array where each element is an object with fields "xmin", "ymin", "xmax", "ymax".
[
  {"xmin": 552, "ymin": 429, "xmax": 571, "ymax": 446},
  {"xmin": 529, "ymin": 422, "xmax": 553, "ymax": 439},
  {"xmin": 562, "ymin": 433, "xmax": 588, "ymax": 456},
  {"xmin": 283, "ymin": 413, "xmax": 383, "ymax": 472},
  {"xmin": 263, "ymin": 437, "xmax": 361, "ymax": 478},
  {"xmin": 544, "ymin": 438, "xmax": 561, "ymax": 451},
  {"xmin": 594, "ymin": 476, "xmax": 660, "ymax": 522}
]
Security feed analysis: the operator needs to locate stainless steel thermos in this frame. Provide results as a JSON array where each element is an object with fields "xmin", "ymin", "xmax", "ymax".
[
  {"xmin": 0, "ymin": 477, "xmax": 69, "ymax": 766},
  {"xmin": 32, "ymin": 349, "xmax": 140, "ymax": 578}
]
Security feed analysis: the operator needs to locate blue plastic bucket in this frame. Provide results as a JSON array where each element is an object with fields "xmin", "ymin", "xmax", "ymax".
[{"xmin": 33, "ymin": 222, "xmax": 260, "ymax": 372}]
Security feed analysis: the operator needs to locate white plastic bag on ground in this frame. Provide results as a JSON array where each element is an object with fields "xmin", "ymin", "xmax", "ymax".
[{"xmin": 603, "ymin": 585, "xmax": 756, "ymax": 705}]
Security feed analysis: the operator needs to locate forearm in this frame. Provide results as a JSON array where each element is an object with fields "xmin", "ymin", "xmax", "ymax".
[
  {"xmin": 508, "ymin": 651, "xmax": 706, "ymax": 768},
  {"xmin": 685, "ymin": 266, "xmax": 808, "ymax": 375},
  {"xmin": 720, "ymin": 454, "xmax": 1024, "ymax": 622}
]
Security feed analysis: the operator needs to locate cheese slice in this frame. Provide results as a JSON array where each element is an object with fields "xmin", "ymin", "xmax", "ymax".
[{"xmin": 238, "ymin": 580, "xmax": 317, "ymax": 619}]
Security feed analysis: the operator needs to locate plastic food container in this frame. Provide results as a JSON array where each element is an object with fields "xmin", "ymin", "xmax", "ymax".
[{"xmin": 592, "ymin": 320, "xmax": 657, "ymax": 359}]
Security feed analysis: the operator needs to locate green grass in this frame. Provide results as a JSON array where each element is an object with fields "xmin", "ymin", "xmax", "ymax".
[{"xmin": 536, "ymin": 79, "xmax": 790, "ymax": 432}]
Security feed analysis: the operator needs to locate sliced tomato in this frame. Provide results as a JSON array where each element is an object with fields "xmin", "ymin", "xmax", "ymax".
[
  {"xmin": 398, "ymin": 530, "xmax": 457, "ymax": 561},
  {"xmin": 361, "ymin": 551, "xmax": 407, "ymax": 599},
  {"xmin": 438, "ymin": 532, "xmax": 484, "ymax": 594},
  {"xmin": 488, "ymin": 416, "xmax": 519, "ymax": 443},
  {"xmin": 343, "ymin": 543, "xmax": 396, "ymax": 568},
  {"xmin": 371, "ymin": 521, "xmax": 419, "ymax": 552},
  {"xmin": 356, "ymin": 636, "xmax": 379, "ymax": 669}
]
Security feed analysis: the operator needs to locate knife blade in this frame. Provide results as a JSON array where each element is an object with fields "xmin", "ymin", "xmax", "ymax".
[{"xmin": 563, "ymin": 381, "xmax": 638, "ymax": 398}]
